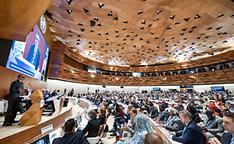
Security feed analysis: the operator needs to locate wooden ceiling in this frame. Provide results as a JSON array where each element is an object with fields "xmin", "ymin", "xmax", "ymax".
[
  {"xmin": 0, "ymin": 0, "xmax": 52, "ymax": 41},
  {"xmin": 48, "ymin": 41, "xmax": 234, "ymax": 86},
  {"xmin": 46, "ymin": 0, "xmax": 234, "ymax": 67}
]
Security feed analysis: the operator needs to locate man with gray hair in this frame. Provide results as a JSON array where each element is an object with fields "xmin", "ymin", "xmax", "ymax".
[
  {"xmin": 172, "ymin": 110, "xmax": 205, "ymax": 144},
  {"xmin": 164, "ymin": 108, "xmax": 184, "ymax": 132}
]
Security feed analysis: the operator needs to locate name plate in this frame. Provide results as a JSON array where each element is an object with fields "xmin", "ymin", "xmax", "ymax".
[{"xmin": 41, "ymin": 124, "xmax": 53, "ymax": 135}]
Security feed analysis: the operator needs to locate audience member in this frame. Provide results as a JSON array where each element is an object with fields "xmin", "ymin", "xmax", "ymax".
[
  {"xmin": 145, "ymin": 132, "xmax": 163, "ymax": 144},
  {"xmin": 52, "ymin": 118, "xmax": 89, "ymax": 144},
  {"xmin": 209, "ymin": 110, "xmax": 234, "ymax": 144},
  {"xmin": 83, "ymin": 109, "xmax": 100, "ymax": 137},
  {"xmin": 116, "ymin": 114, "xmax": 154, "ymax": 144},
  {"xmin": 164, "ymin": 108, "xmax": 184, "ymax": 132},
  {"xmin": 172, "ymin": 110, "xmax": 205, "ymax": 144},
  {"xmin": 201, "ymin": 108, "xmax": 224, "ymax": 138}
]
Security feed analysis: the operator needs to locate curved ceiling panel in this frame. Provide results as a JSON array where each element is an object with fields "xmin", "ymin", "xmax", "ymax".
[{"xmin": 46, "ymin": 0, "xmax": 234, "ymax": 67}]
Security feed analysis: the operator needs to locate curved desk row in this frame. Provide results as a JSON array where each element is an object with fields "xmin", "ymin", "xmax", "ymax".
[
  {"xmin": 0, "ymin": 97, "xmax": 92, "ymax": 144},
  {"xmin": 117, "ymin": 101, "xmax": 181, "ymax": 144},
  {"xmin": 145, "ymin": 114, "xmax": 182, "ymax": 144}
]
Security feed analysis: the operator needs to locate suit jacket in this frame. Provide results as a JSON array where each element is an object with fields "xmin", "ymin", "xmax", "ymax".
[
  {"xmin": 26, "ymin": 45, "xmax": 40, "ymax": 70},
  {"xmin": 9, "ymin": 80, "xmax": 24, "ymax": 98},
  {"xmin": 221, "ymin": 132, "xmax": 233, "ymax": 144},
  {"xmin": 159, "ymin": 110, "xmax": 169, "ymax": 123},
  {"xmin": 83, "ymin": 118, "xmax": 100, "ymax": 137},
  {"xmin": 165, "ymin": 115, "xmax": 184, "ymax": 132},
  {"xmin": 149, "ymin": 106, "xmax": 159, "ymax": 118},
  {"xmin": 172, "ymin": 121, "xmax": 205, "ymax": 144},
  {"xmin": 204, "ymin": 117, "xmax": 224, "ymax": 134},
  {"xmin": 52, "ymin": 130, "xmax": 89, "ymax": 144}
]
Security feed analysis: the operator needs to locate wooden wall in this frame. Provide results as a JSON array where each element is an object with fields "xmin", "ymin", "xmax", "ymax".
[
  {"xmin": 0, "ymin": 0, "xmax": 52, "ymax": 41},
  {"xmin": 0, "ymin": 0, "xmax": 55, "ymax": 100},
  {"xmin": 53, "ymin": 62, "xmax": 234, "ymax": 86}
]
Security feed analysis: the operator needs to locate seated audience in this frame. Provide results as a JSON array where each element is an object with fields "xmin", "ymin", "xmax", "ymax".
[
  {"xmin": 145, "ymin": 132, "xmax": 163, "ymax": 144},
  {"xmin": 98, "ymin": 106, "xmax": 107, "ymax": 125},
  {"xmin": 209, "ymin": 110, "xmax": 234, "ymax": 144},
  {"xmin": 116, "ymin": 114, "xmax": 154, "ymax": 144},
  {"xmin": 83, "ymin": 109, "xmax": 100, "ymax": 137},
  {"xmin": 119, "ymin": 108, "xmax": 139, "ymax": 136},
  {"xmin": 172, "ymin": 110, "xmax": 205, "ymax": 144},
  {"xmin": 110, "ymin": 104, "xmax": 126, "ymax": 136},
  {"xmin": 187, "ymin": 102, "xmax": 202, "ymax": 123},
  {"xmin": 164, "ymin": 108, "xmax": 184, "ymax": 132},
  {"xmin": 157, "ymin": 105, "xmax": 169, "ymax": 123},
  {"xmin": 148, "ymin": 102, "xmax": 159, "ymax": 119},
  {"xmin": 52, "ymin": 118, "xmax": 89, "ymax": 144},
  {"xmin": 201, "ymin": 108, "xmax": 224, "ymax": 138}
]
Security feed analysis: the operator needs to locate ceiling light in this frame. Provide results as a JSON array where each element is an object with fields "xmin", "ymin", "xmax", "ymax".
[
  {"xmin": 162, "ymin": 77, "xmax": 167, "ymax": 80},
  {"xmin": 140, "ymin": 61, "xmax": 148, "ymax": 65},
  {"xmin": 108, "ymin": 11, "xmax": 113, "ymax": 16},
  {"xmin": 138, "ymin": 11, "xmax": 143, "ymax": 15},
  {"xmin": 189, "ymin": 75, "xmax": 196, "ymax": 79},
  {"xmin": 66, "ymin": 0, "xmax": 73, "ymax": 5},
  {"xmin": 217, "ymin": 13, "xmax": 224, "ymax": 18},
  {"xmin": 113, "ymin": 16, "xmax": 118, "ymax": 20},
  {"xmin": 83, "ymin": 8, "xmax": 89, "ymax": 13},
  {"xmin": 169, "ymin": 15, "xmax": 175, "ymax": 20},
  {"xmin": 66, "ymin": 9, "xmax": 72, "ymax": 14},
  {"xmin": 183, "ymin": 17, "xmax": 190, "ymax": 22},
  {"xmin": 98, "ymin": 2, "xmax": 104, "ymax": 8},
  {"xmin": 156, "ymin": 10, "xmax": 162, "ymax": 14},
  {"xmin": 90, "ymin": 20, "xmax": 96, "ymax": 26},
  {"xmin": 194, "ymin": 14, "xmax": 201, "ymax": 19},
  {"xmin": 90, "ymin": 74, "xmax": 95, "ymax": 78}
]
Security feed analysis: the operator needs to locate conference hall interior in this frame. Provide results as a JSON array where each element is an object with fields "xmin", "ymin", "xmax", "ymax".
[{"xmin": 0, "ymin": 0, "xmax": 234, "ymax": 144}]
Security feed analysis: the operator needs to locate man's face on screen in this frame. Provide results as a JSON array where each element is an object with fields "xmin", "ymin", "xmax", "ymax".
[{"xmin": 35, "ymin": 37, "xmax": 40, "ymax": 50}]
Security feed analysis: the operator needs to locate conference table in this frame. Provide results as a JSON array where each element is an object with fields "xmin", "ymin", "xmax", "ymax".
[
  {"xmin": 115, "ymin": 100, "xmax": 182, "ymax": 144},
  {"xmin": 144, "ymin": 114, "xmax": 182, "ymax": 144}
]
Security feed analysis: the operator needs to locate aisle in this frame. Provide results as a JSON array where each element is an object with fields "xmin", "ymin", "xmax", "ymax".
[{"xmin": 102, "ymin": 115, "xmax": 116, "ymax": 144}]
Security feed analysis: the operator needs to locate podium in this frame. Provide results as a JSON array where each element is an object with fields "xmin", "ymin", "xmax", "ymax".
[{"xmin": 20, "ymin": 90, "xmax": 43, "ymax": 126}]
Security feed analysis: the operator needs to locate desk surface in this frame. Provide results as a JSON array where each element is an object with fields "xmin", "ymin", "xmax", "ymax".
[{"xmin": 0, "ymin": 103, "xmax": 73, "ymax": 140}]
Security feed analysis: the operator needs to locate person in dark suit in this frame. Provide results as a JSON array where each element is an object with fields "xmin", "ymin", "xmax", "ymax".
[
  {"xmin": 83, "ymin": 109, "xmax": 100, "ymax": 137},
  {"xmin": 3, "ymin": 74, "xmax": 25, "ymax": 126},
  {"xmin": 148, "ymin": 102, "xmax": 159, "ymax": 119},
  {"xmin": 165, "ymin": 109, "xmax": 184, "ymax": 132},
  {"xmin": 209, "ymin": 110, "xmax": 234, "ymax": 144},
  {"xmin": 172, "ymin": 110, "xmax": 205, "ymax": 144},
  {"xmin": 201, "ymin": 109, "xmax": 224, "ymax": 138},
  {"xmin": 26, "ymin": 34, "xmax": 40, "ymax": 70},
  {"xmin": 52, "ymin": 118, "xmax": 89, "ymax": 144}
]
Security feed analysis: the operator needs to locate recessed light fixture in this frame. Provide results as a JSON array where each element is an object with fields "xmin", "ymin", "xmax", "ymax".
[
  {"xmin": 169, "ymin": 15, "xmax": 175, "ymax": 20},
  {"xmin": 108, "ymin": 11, "xmax": 113, "ymax": 16},
  {"xmin": 98, "ymin": 2, "xmax": 104, "ymax": 8},
  {"xmin": 194, "ymin": 14, "xmax": 201, "ymax": 19},
  {"xmin": 66, "ymin": 0, "xmax": 73, "ymax": 5},
  {"xmin": 66, "ymin": 9, "xmax": 72, "ymax": 14},
  {"xmin": 138, "ymin": 11, "xmax": 143, "ymax": 15},
  {"xmin": 217, "ymin": 13, "xmax": 224, "ymax": 18},
  {"xmin": 83, "ymin": 8, "xmax": 89, "ymax": 13}
]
